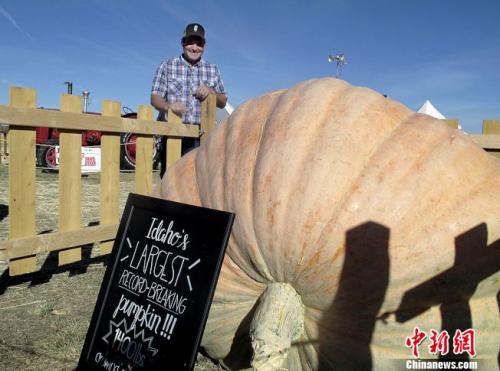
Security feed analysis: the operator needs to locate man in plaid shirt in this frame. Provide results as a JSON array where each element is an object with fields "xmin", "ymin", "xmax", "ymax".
[{"xmin": 151, "ymin": 23, "xmax": 227, "ymax": 177}]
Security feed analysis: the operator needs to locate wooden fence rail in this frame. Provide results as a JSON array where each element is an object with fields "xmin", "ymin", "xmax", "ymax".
[
  {"xmin": 0, "ymin": 86, "xmax": 216, "ymax": 276},
  {"xmin": 444, "ymin": 118, "xmax": 500, "ymax": 156}
]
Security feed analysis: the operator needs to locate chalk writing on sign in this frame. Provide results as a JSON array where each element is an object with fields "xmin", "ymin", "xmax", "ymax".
[{"xmin": 78, "ymin": 194, "xmax": 234, "ymax": 371}]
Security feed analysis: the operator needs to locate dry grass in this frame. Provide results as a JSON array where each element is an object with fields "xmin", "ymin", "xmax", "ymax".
[{"xmin": 0, "ymin": 165, "xmax": 223, "ymax": 370}]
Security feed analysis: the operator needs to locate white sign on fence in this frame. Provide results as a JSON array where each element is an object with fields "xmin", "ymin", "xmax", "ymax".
[{"xmin": 55, "ymin": 146, "xmax": 101, "ymax": 173}]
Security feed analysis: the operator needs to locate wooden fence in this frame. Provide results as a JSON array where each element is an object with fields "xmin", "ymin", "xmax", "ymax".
[
  {"xmin": 444, "ymin": 118, "xmax": 500, "ymax": 158},
  {"xmin": 0, "ymin": 87, "xmax": 499, "ymax": 277},
  {"xmin": 0, "ymin": 86, "xmax": 216, "ymax": 276}
]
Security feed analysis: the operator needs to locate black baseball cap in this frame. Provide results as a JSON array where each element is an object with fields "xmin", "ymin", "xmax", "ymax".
[{"xmin": 183, "ymin": 23, "xmax": 205, "ymax": 41}]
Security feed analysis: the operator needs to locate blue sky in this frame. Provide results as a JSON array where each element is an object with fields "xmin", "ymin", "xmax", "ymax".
[{"xmin": 1, "ymin": 0, "xmax": 499, "ymax": 133}]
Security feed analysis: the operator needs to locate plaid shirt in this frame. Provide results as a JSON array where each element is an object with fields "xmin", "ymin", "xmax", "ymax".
[{"xmin": 151, "ymin": 55, "xmax": 226, "ymax": 124}]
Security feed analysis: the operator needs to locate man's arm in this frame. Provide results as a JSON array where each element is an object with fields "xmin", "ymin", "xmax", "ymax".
[
  {"xmin": 214, "ymin": 91, "xmax": 227, "ymax": 109},
  {"xmin": 150, "ymin": 94, "xmax": 186, "ymax": 116},
  {"xmin": 150, "ymin": 93, "xmax": 168, "ymax": 113},
  {"xmin": 193, "ymin": 85, "xmax": 227, "ymax": 109}
]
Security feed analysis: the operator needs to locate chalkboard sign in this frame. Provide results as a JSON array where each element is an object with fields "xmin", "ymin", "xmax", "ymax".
[{"xmin": 78, "ymin": 193, "xmax": 234, "ymax": 371}]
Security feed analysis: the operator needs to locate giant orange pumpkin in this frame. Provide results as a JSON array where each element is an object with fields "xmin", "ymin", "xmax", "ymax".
[{"xmin": 155, "ymin": 78, "xmax": 500, "ymax": 370}]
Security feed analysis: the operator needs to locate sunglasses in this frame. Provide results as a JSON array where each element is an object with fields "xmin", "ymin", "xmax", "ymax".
[{"xmin": 183, "ymin": 37, "xmax": 205, "ymax": 47}]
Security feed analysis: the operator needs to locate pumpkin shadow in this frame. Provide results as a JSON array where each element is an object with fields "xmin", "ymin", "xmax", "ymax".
[
  {"xmin": 497, "ymin": 290, "xmax": 500, "ymax": 367},
  {"xmin": 318, "ymin": 221, "xmax": 390, "ymax": 371},
  {"xmin": 389, "ymin": 223, "xmax": 500, "ymax": 363},
  {"xmin": 318, "ymin": 222, "xmax": 500, "ymax": 370},
  {"xmin": 219, "ymin": 300, "xmax": 259, "ymax": 370}
]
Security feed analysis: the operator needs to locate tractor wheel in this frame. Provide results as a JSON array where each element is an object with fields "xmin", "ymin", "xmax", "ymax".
[
  {"xmin": 120, "ymin": 133, "xmax": 161, "ymax": 171},
  {"xmin": 36, "ymin": 139, "xmax": 59, "ymax": 171}
]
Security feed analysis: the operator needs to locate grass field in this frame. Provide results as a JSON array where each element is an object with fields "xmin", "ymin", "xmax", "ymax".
[{"xmin": 0, "ymin": 165, "xmax": 223, "ymax": 370}]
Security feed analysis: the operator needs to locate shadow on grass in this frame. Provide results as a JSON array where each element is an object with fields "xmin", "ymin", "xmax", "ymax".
[
  {"xmin": 0, "ymin": 251, "xmax": 109, "ymax": 296},
  {"xmin": 0, "ymin": 222, "xmax": 110, "ymax": 295}
]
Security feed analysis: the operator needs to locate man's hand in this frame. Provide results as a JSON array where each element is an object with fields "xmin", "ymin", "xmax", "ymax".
[
  {"xmin": 193, "ymin": 84, "xmax": 213, "ymax": 101},
  {"xmin": 168, "ymin": 101, "xmax": 187, "ymax": 116}
]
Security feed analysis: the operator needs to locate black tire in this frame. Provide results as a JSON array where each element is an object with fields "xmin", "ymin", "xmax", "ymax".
[
  {"xmin": 120, "ymin": 133, "xmax": 161, "ymax": 171},
  {"xmin": 36, "ymin": 139, "xmax": 59, "ymax": 171},
  {"xmin": 152, "ymin": 135, "xmax": 161, "ymax": 170},
  {"xmin": 120, "ymin": 132, "xmax": 135, "ymax": 170}
]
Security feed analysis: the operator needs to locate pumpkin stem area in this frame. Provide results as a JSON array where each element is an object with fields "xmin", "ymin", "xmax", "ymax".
[{"xmin": 250, "ymin": 282, "xmax": 305, "ymax": 371}]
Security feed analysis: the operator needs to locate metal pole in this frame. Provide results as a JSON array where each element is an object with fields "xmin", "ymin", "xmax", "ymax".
[
  {"xmin": 64, "ymin": 81, "xmax": 73, "ymax": 94},
  {"xmin": 82, "ymin": 91, "xmax": 90, "ymax": 113}
]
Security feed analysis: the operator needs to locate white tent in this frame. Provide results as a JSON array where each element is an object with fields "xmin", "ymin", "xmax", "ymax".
[
  {"xmin": 417, "ymin": 100, "xmax": 463, "ymax": 131},
  {"xmin": 216, "ymin": 102, "xmax": 234, "ymax": 126},
  {"xmin": 417, "ymin": 100, "xmax": 446, "ymax": 119}
]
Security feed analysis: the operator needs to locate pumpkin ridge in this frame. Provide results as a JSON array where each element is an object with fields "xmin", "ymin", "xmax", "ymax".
[
  {"xmin": 194, "ymin": 97, "xmax": 280, "ymax": 283},
  {"xmin": 292, "ymin": 92, "xmax": 411, "ymax": 290},
  {"xmin": 395, "ymin": 147, "xmax": 497, "ymax": 250},
  {"xmin": 333, "ymin": 114, "xmax": 451, "ymax": 231},
  {"xmin": 192, "ymin": 150, "xmax": 203, "ymax": 207},
  {"xmin": 192, "ymin": 133, "xmax": 213, "ymax": 208},
  {"xmin": 382, "ymin": 115, "xmax": 454, "ymax": 206},
  {"xmin": 409, "ymin": 173, "xmax": 499, "ymax": 243},
  {"xmin": 159, "ymin": 150, "xmax": 201, "ymax": 205},
  {"xmin": 252, "ymin": 80, "xmax": 374, "ymax": 285},
  {"xmin": 247, "ymin": 90, "xmax": 290, "ymax": 282},
  {"xmin": 223, "ymin": 251, "xmax": 267, "ymax": 292},
  {"xmin": 277, "ymin": 81, "xmax": 352, "ymax": 285},
  {"xmin": 386, "ymin": 119, "xmax": 491, "ymax": 227},
  {"xmin": 224, "ymin": 90, "xmax": 287, "ymax": 283},
  {"xmin": 381, "ymin": 133, "xmax": 500, "ymax": 280},
  {"xmin": 249, "ymin": 82, "xmax": 318, "ymax": 283}
]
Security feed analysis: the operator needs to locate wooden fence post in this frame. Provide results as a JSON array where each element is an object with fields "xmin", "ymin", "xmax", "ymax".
[
  {"xmin": 200, "ymin": 94, "xmax": 216, "ymax": 145},
  {"xmin": 100, "ymin": 100, "xmax": 121, "ymax": 255},
  {"xmin": 135, "ymin": 105, "xmax": 154, "ymax": 195},
  {"xmin": 166, "ymin": 111, "xmax": 182, "ymax": 170},
  {"xmin": 444, "ymin": 118, "xmax": 459, "ymax": 129},
  {"xmin": 0, "ymin": 98, "xmax": 201, "ymax": 272},
  {"xmin": 58, "ymin": 94, "xmax": 83, "ymax": 265},
  {"xmin": 8, "ymin": 87, "xmax": 37, "ymax": 275},
  {"xmin": 483, "ymin": 120, "xmax": 500, "ymax": 158}
]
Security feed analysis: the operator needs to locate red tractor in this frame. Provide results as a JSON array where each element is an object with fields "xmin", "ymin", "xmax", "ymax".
[{"xmin": 35, "ymin": 110, "xmax": 161, "ymax": 171}]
